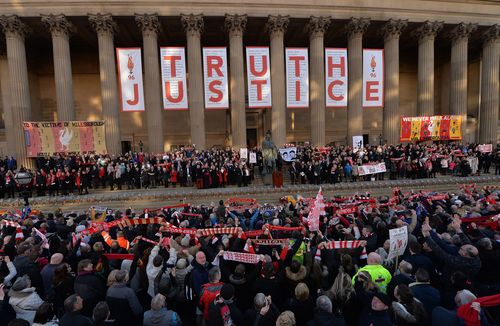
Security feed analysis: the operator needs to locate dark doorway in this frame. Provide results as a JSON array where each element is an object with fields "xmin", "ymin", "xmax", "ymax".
[
  {"xmin": 121, "ymin": 141, "xmax": 131, "ymax": 154},
  {"xmin": 363, "ymin": 134, "xmax": 369, "ymax": 146},
  {"xmin": 247, "ymin": 129, "xmax": 257, "ymax": 149}
]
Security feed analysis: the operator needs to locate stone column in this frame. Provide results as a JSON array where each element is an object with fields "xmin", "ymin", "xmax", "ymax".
[
  {"xmin": 478, "ymin": 25, "xmax": 500, "ymax": 144},
  {"xmin": 136, "ymin": 14, "xmax": 164, "ymax": 153},
  {"xmin": 225, "ymin": 14, "xmax": 247, "ymax": 149},
  {"xmin": 382, "ymin": 19, "xmax": 407, "ymax": 145},
  {"xmin": 267, "ymin": 15, "xmax": 289, "ymax": 147},
  {"xmin": 414, "ymin": 21, "xmax": 443, "ymax": 116},
  {"xmin": 346, "ymin": 17, "xmax": 369, "ymax": 146},
  {"xmin": 181, "ymin": 14, "xmax": 205, "ymax": 150},
  {"xmin": 308, "ymin": 16, "xmax": 330, "ymax": 147},
  {"xmin": 41, "ymin": 14, "xmax": 75, "ymax": 121},
  {"xmin": 449, "ymin": 23, "xmax": 477, "ymax": 139},
  {"xmin": 89, "ymin": 13, "xmax": 122, "ymax": 156},
  {"xmin": 0, "ymin": 15, "xmax": 32, "ymax": 168},
  {"xmin": 0, "ymin": 43, "xmax": 14, "ymax": 155}
]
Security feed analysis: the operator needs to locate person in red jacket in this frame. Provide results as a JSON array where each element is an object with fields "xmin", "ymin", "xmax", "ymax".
[
  {"xmin": 199, "ymin": 266, "xmax": 224, "ymax": 322},
  {"xmin": 170, "ymin": 168, "xmax": 178, "ymax": 188}
]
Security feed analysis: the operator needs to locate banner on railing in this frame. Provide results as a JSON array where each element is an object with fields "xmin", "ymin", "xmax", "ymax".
[
  {"xmin": 478, "ymin": 144, "xmax": 493, "ymax": 153},
  {"xmin": 357, "ymin": 162, "xmax": 387, "ymax": 176},
  {"xmin": 23, "ymin": 121, "xmax": 107, "ymax": 157},
  {"xmin": 400, "ymin": 115, "xmax": 463, "ymax": 142}
]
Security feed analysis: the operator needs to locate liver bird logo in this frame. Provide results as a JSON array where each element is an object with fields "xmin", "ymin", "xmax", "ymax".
[
  {"xmin": 58, "ymin": 128, "xmax": 74, "ymax": 151},
  {"xmin": 128, "ymin": 56, "xmax": 134, "ymax": 75}
]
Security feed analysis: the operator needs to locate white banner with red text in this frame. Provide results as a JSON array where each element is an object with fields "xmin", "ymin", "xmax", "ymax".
[
  {"xmin": 357, "ymin": 162, "xmax": 387, "ymax": 176},
  {"xmin": 116, "ymin": 48, "xmax": 145, "ymax": 112},
  {"xmin": 362, "ymin": 49, "xmax": 384, "ymax": 108},
  {"xmin": 203, "ymin": 47, "xmax": 229, "ymax": 109},
  {"xmin": 160, "ymin": 47, "xmax": 188, "ymax": 110},
  {"xmin": 325, "ymin": 48, "xmax": 348, "ymax": 107},
  {"xmin": 246, "ymin": 47, "xmax": 272, "ymax": 108},
  {"xmin": 286, "ymin": 48, "xmax": 309, "ymax": 108}
]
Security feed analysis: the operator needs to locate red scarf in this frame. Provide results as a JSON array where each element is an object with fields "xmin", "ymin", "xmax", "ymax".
[{"xmin": 457, "ymin": 294, "xmax": 500, "ymax": 326}]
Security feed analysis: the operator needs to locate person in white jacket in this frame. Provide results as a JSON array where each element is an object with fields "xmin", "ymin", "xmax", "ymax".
[
  {"xmin": 1, "ymin": 255, "xmax": 17, "ymax": 287},
  {"xmin": 8, "ymin": 275, "xmax": 45, "ymax": 324},
  {"xmin": 146, "ymin": 239, "xmax": 177, "ymax": 298}
]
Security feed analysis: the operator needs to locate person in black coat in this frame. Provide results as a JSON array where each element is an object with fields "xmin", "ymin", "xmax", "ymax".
[
  {"xmin": 244, "ymin": 293, "xmax": 280, "ymax": 326},
  {"xmin": 73, "ymin": 259, "xmax": 106, "ymax": 317},
  {"xmin": 355, "ymin": 274, "xmax": 393, "ymax": 326},
  {"xmin": 387, "ymin": 260, "xmax": 415, "ymax": 301},
  {"xmin": 476, "ymin": 237, "xmax": 500, "ymax": 288},
  {"xmin": 207, "ymin": 284, "xmax": 244, "ymax": 326},
  {"xmin": 404, "ymin": 241, "xmax": 436, "ymax": 282},
  {"xmin": 284, "ymin": 283, "xmax": 315, "ymax": 326},
  {"xmin": 59, "ymin": 294, "xmax": 93, "ymax": 326},
  {"xmin": 408, "ymin": 268, "xmax": 441, "ymax": 317},
  {"xmin": 12, "ymin": 242, "xmax": 45, "ymax": 298},
  {"xmin": 306, "ymin": 295, "xmax": 346, "ymax": 326}
]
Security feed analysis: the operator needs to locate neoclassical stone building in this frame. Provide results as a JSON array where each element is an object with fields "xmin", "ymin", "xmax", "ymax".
[{"xmin": 0, "ymin": 0, "xmax": 499, "ymax": 167}]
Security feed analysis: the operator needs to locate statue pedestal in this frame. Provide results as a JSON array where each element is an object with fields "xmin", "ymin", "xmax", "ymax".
[{"xmin": 262, "ymin": 174, "xmax": 273, "ymax": 186}]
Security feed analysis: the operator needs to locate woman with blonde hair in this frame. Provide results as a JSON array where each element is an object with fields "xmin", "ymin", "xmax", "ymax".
[
  {"xmin": 327, "ymin": 270, "xmax": 359, "ymax": 325},
  {"xmin": 276, "ymin": 310, "xmax": 295, "ymax": 326},
  {"xmin": 283, "ymin": 282, "xmax": 314, "ymax": 326},
  {"xmin": 107, "ymin": 269, "xmax": 119, "ymax": 287}
]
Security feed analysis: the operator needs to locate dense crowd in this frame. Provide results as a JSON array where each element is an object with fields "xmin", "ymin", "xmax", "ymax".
[
  {"xmin": 0, "ymin": 143, "xmax": 499, "ymax": 198},
  {"xmin": 1, "ymin": 183, "xmax": 500, "ymax": 325}
]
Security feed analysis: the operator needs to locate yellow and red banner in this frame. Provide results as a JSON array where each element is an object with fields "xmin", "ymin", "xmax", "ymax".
[
  {"xmin": 400, "ymin": 115, "xmax": 462, "ymax": 142},
  {"xmin": 23, "ymin": 121, "xmax": 107, "ymax": 157}
]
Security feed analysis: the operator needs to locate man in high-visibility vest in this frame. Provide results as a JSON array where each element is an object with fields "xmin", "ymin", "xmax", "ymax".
[
  {"xmin": 352, "ymin": 252, "xmax": 392, "ymax": 294},
  {"xmin": 101, "ymin": 230, "xmax": 130, "ymax": 251}
]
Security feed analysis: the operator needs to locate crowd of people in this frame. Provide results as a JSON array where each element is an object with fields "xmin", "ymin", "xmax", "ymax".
[
  {"xmin": 0, "ymin": 143, "xmax": 498, "ymax": 198},
  {"xmin": 0, "ymin": 182, "xmax": 500, "ymax": 325}
]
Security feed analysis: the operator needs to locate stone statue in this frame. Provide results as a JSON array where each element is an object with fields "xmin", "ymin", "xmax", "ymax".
[{"xmin": 261, "ymin": 130, "xmax": 278, "ymax": 175}]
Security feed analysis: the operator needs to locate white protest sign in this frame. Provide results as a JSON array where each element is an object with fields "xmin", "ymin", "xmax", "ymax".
[
  {"xmin": 249, "ymin": 152, "xmax": 257, "ymax": 164},
  {"xmin": 240, "ymin": 148, "xmax": 248, "ymax": 160},
  {"xmin": 388, "ymin": 226, "xmax": 408, "ymax": 260}
]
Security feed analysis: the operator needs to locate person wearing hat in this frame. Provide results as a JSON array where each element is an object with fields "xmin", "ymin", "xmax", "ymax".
[
  {"xmin": 359, "ymin": 290, "xmax": 393, "ymax": 326},
  {"xmin": 207, "ymin": 283, "xmax": 244, "ymax": 326},
  {"xmin": 8, "ymin": 275, "xmax": 44, "ymax": 323}
]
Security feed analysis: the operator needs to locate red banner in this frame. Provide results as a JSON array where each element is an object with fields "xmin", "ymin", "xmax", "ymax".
[{"xmin": 400, "ymin": 115, "xmax": 463, "ymax": 142}]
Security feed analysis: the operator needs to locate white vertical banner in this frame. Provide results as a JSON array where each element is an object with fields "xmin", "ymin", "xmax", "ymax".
[
  {"xmin": 116, "ymin": 48, "xmax": 145, "ymax": 111},
  {"xmin": 325, "ymin": 48, "xmax": 348, "ymax": 107},
  {"xmin": 246, "ymin": 46, "xmax": 272, "ymax": 108},
  {"xmin": 160, "ymin": 47, "xmax": 188, "ymax": 110},
  {"xmin": 203, "ymin": 47, "xmax": 229, "ymax": 109},
  {"xmin": 362, "ymin": 49, "xmax": 384, "ymax": 108},
  {"xmin": 285, "ymin": 48, "xmax": 309, "ymax": 108}
]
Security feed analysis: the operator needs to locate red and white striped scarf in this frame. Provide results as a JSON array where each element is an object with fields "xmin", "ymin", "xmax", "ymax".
[
  {"xmin": 159, "ymin": 226, "xmax": 197, "ymax": 235},
  {"xmin": 223, "ymin": 251, "xmax": 260, "ymax": 264},
  {"xmin": 251, "ymin": 239, "xmax": 289, "ymax": 246},
  {"xmin": 0, "ymin": 220, "xmax": 19, "ymax": 229},
  {"xmin": 199, "ymin": 227, "xmax": 239, "ymax": 236},
  {"xmin": 324, "ymin": 240, "xmax": 364, "ymax": 249},
  {"xmin": 117, "ymin": 217, "xmax": 168, "ymax": 229}
]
